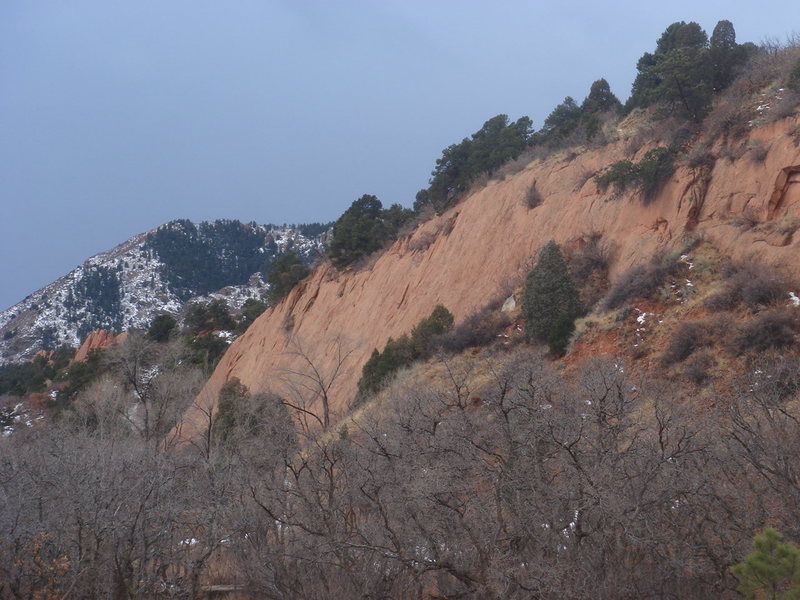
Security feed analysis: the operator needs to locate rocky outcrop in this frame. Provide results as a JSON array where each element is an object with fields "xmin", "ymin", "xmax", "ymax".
[
  {"xmin": 178, "ymin": 116, "xmax": 800, "ymax": 440},
  {"xmin": 71, "ymin": 330, "xmax": 126, "ymax": 363}
]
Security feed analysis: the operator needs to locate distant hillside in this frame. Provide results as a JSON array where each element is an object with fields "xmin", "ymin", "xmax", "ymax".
[{"xmin": 0, "ymin": 220, "xmax": 329, "ymax": 364}]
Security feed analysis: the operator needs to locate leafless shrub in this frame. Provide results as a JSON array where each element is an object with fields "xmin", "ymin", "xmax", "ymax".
[
  {"xmin": 729, "ymin": 206, "xmax": 760, "ymax": 230},
  {"xmin": 394, "ymin": 209, "xmax": 429, "ymax": 240},
  {"xmin": 483, "ymin": 295, "xmax": 506, "ymax": 313},
  {"xmin": 741, "ymin": 350, "xmax": 800, "ymax": 400},
  {"xmin": 665, "ymin": 121, "xmax": 699, "ymax": 148},
  {"xmin": 524, "ymin": 143, "xmax": 557, "ymax": 164},
  {"xmin": 565, "ymin": 234, "xmax": 612, "ymax": 309},
  {"xmin": 747, "ymin": 139, "xmax": 769, "ymax": 163},
  {"xmin": 525, "ymin": 182, "xmax": 542, "ymax": 209},
  {"xmin": 484, "ymin": 287, "xmax": 513, "ymax": 312},
  {"xmin": 567, "ymin": 234, "xmax": 610, "ymax": 281},
  {"xmin": 718, "ymin": 142, "xmax": 748, "ymax": 162},
  {"xmin": 584, "ymin": 112, "xmax": 622, "ymax": 149},
  {"xmin": 493, "ymin": 147, "xmax": 537, "ymax": 179},
  {"xmin": 704, "ymin": 289, "xmax": 739, "ymax": 312},
  {"xmin": 729, "ymin": 308, "xmax": 799, "ymax": 354},
  {"xmin": 349, "ymin": 245, "xmax": 385, "ymax": 272},
  {"xmin": 788, "ymin": 123, "xmax": 800, "ymax": 146},
  {"xmin": 703, "ymin": 95, "xmax": 752, "ymax": 142},
  {"xmin": 739, "ymin": 45, "xmax": 800, "ymax": 97},
  {"xmin": 624, "ymin": 125, "xmax": 655, "ymax": 155},
  {"xmin": 14, "ymin": 334, "xmax": 800, "ymax": 598},
  {"xmin": 408, "ymin": 229, "xmax": 436, "ymax": 252},
  {"xmin": 702, "ymin": 45, "xmax": 800, "ymax": 142},
  {"xmin": 603, "ymin": 252, "xmax": 680, "ymax": 310},
  {"xmin": 661, "ymin": 320, "xmax": 713, "ymax": 365},
  {"xmin": 573, "ymin": 167, "xmax": 594, "ymax": 191},
  {"xmin": 681, "ymin": 142, "xmax": 717, "ymax": 169},
  {"xmin": 764, "ymin": 90, "xmax": 800, "ymax": 122},
  {"xmin": 706, "ymin": 263, "xmax": 790, "ymax": 311},
  {"xmin": 683, "ymin": 350, "xmax": 716, "ymax": 385},
  {"xmin": 434, "ymin": 309, "xmax": 513, "ymax": 354},
  {"xmin": 441, "ymin": 214, "xmax": 457, "ymax": 236}
]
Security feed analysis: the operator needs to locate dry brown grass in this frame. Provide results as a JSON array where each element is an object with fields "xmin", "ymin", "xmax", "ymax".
[{"xmin": 492, "ymin": 147, "xmax": 539, "ymax": 180}]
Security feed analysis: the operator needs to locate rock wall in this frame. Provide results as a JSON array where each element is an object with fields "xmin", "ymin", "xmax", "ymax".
[
  {"xmin": 72, "ymin": 329, "xmax": 126, "ymax": 363},
  {"xmin": 178, "ymin": 116, "xmax": 800, "ymax": 440}
]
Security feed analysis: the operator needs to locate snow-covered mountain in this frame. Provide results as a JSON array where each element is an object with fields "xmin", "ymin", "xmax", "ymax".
[{"xmin": 0, "ymin": 220, "xmax": 328, "ymax": 364}]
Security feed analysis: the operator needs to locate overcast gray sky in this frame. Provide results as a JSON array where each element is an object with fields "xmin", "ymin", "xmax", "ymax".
[{"xmin": 1, "ymin": 1, "xmax": 797, "ymax": 310}]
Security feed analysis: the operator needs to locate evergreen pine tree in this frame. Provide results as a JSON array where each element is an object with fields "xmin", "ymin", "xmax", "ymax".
[
  {"xmin": 537, "ymin": 97, "xmax": 582, "ymax": 143},
  {"xmin": 267, "ymin": 250, "xmax": 310, "ymax": 303},
  {"xmin": 732, "ymin": 528, "xmax": 800, "ymax": 600},
  {"xmin": 547, "ymin": 312, "xmax": 577, "ymax": 357},
  {"xmin": 626, "ymin": 21, "xmax": 714, "ymax": 121},
  {"xmin": 522, "ymin": 241, "xmax": 582, "ymax": 355},
  {"xmin": 410, "ymin": 304, "xmax": 454, "ymax": 356},
  {"xmin": 581, "ymin": 79, "xmax": 621, "ymax": 114},
  {"xmin": 710, "ymin": 19, "xmax": 738, "ymax": 91},
  {"xmin": 147, "ymin": 314, "xmax": 178, "ymax": 342},
  {"xmin": 329, "ymin": 195, "xmax": 389, "ymax": 268}
]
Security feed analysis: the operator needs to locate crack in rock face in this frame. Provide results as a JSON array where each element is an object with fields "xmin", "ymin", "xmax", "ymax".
[{"xmin": 768, "ymin": 165, "xmax": 800, "ymax": 220}]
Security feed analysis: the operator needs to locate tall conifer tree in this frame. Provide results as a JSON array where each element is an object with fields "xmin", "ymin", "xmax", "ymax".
[{"xmin": 522, "ymin": 241, "xmax": 582, "ymax": 355}]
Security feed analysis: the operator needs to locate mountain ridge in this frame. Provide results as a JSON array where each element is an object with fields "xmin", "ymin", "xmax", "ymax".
[{"xmin": 0, "ymin": 220, "xmax": 327, "ymax": 364}]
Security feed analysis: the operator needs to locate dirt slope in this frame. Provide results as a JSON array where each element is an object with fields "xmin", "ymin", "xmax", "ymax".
[{"xmin": 178, "ymin": 116, "xmax": 800, "ymax": 439}]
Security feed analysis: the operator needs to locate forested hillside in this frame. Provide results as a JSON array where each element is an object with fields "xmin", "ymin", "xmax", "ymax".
[{"xmin": 0, "ymin": 220, "xmax": 328, "ymax": 365}]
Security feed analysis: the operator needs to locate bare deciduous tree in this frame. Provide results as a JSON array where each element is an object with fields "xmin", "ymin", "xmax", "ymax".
[{"xmin": 279, "ymin": 335, "xmax": 355, "ymax": 432}]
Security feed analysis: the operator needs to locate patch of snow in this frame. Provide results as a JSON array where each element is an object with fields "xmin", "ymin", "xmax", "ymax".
[
  {"xmin": 3, "ymin": 402, "xmax": 39, "ymax": 436},
  {"xmin": 141, "ymin": 365, "xmax": 160, "ymax": 385},
  {"xmin": 789, "ymin": 292, "xmax": 800, "ymax": 307}
]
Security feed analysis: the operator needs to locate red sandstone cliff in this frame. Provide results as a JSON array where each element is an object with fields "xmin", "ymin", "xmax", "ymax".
[
  {"xmin": 178, "ymin": 116, "xmax": 800, "ymax": 439},
  {"xmin": 71, "ymin": 330, "xmax": 126, "ymax": 363}
]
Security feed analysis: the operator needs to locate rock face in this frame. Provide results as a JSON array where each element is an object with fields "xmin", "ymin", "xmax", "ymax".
[
  {"xmin": 180, "ymin": 117, "xmax": 800, "ymax": 439},
  {"xmin": 71, "ymin": 329, "xmax": 126, "ymax": 363}
]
